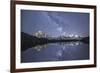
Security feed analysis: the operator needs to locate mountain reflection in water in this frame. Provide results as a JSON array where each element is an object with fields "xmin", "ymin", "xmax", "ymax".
[{"xmin": 21, "ymin": 41, "xmax": 89, "ymax": 63}]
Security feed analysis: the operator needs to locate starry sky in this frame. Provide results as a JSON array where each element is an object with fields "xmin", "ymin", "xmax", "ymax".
[{"xmin": 21, "ymin": 10, "xmax": 89, "ymax": 37}]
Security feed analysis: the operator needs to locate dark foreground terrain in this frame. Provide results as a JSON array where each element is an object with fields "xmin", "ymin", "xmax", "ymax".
[{"xmin": 21, "ymin": 32, "xmax": 89, "ymax": 51}]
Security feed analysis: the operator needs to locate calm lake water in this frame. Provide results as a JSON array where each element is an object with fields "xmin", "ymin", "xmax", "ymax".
[{"xmin": 21, "ymin": 41, "xmax": 89, "ymax": 63}]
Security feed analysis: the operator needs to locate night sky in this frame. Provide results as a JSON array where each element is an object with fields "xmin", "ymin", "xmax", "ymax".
[{"xmin": 21, "ymin": 10, "xmax": 89, "ymax": 37}]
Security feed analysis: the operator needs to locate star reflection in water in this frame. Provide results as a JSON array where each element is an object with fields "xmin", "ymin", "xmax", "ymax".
[
  {"xmin": 33, "ymin": 41, "xmax": 81, "ymax": 52},
  {"xmin": 21, "ymin": 41, "xmax": 89, "ymax": 63}
]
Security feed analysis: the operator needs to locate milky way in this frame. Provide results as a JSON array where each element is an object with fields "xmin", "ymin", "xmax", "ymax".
[{"xmin": 21, "ymin": 10, "xmax": 89, "ymax": 37}]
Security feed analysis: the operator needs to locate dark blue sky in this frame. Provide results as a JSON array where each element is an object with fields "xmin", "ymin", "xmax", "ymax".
[{"xmin": 21, "ymin": 10, "xmax": 89, "ymax": 37}]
